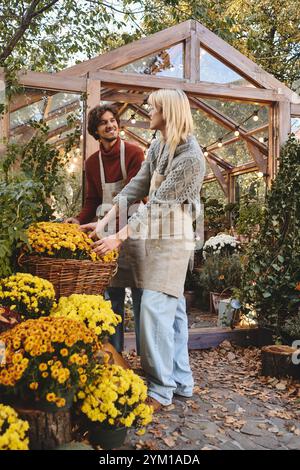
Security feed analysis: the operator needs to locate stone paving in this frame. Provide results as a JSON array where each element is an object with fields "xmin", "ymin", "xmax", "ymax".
[{"xmin": 122, "ymin": 342, "xmax": 300, "ymax": 451}]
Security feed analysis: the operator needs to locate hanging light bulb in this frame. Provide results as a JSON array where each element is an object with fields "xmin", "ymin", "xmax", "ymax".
[
  {"xmin": 73, "ymin": 157, "xmax": 78, "ymax": 163},
  {"xmin": 259, "ymin": 136, "xmax": 265, "ymax": 143},
  {"xmin": 257, "ymin": 171, "xmax": 264, "ymax": 178},
  {"xmin": 218, "ymin": 138, "xmax": 223, "ymax": 148},
  {"xmin": 203, "ymin": 147, "xmax": 209, "ymax": 157},
  {"xmin": 234, "ymin": 127, "xmax": 240, "ymax": 137},
  {"xmin": 253, "ymin": 110, "xmax": 259, "ymax": 122},
  {"xmin": 120, "ymin": 129, "xmax": 125, "ymax": 138},
  {"xmin": 130, "ymin": 114, "xmax": 136, "ymax": 124}
]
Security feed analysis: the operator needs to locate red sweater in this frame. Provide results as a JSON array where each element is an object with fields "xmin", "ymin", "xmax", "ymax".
[{"xmin": 77, "ymin": 138, "xmax": 145, "ymax": 224}]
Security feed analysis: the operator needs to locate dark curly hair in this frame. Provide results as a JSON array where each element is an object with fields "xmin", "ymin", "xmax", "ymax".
[{"xmin": 87, "ymin": 105, "xmax": 120, "ymax": 140}]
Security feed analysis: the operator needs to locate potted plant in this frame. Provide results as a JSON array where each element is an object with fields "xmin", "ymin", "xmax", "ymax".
[
  {"xmin": 78, "ymin": 364, "xmax": 153, "ymax": 449},
  {"xmin": 0, "ymin": 404, "xmax": 29, "ymax": 450},
  {"xmin": 199, "ymin": 254, "xmax": 242, "ymax": 313},
  {"xmin": 184, "ymin": 270, "xmax": 198, "ymax": 312},
  {"xmin": 0, "ymin": 273, "xmax": 56, "ymax": 324}
]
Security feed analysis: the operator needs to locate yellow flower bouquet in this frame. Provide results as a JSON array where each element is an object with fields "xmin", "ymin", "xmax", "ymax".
[
  {"xmin": 0, "ymin": 273, "xmax": 56, "ymax": 320},
  {"xmin": 0, "ymin": 404, "xmax": 29, "ymax": 450},
  {"xmin": 78, "ymin": 364, "xmax": 153, "ymax": 448},
  {"xmin": 0, "ymin": 317, "xmax": 99, "ymax": 411},
  {"xmin": 50, "ymin": 294, "xmax": 122, "ymax": 342},
  {"xmin": 26, "ymin": 222, "xmax": 118, "ymax": 263},
  {"xmin": 19, "ymin": 222, "xmax": 119, "ymax": 298}
]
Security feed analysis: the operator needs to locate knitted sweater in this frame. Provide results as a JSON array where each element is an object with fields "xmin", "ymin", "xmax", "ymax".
[{"xmin": 113, "ymin": 135, "xmax": 205, "ymax": 234}]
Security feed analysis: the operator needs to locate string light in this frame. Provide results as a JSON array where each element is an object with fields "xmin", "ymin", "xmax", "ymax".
[
  {"xmin": 203, "ymin": 147, "xmax": 209, "ymax": 157},
  {"xmin": 253, "ymin": 110, "xmax": 259, "ymax": 122},
  {"xmin": 120, "ymin": 128, "xmax": 126, "ymax": 138},
  {"xmin": 217, "ymin": 138, "xmax": 223, "ymax": 148},
  {"xmin": 234, "ymin": 126, "xmax": 240, "ymax": 137},
  {"xmin": 130, "ymin": 113, "xmax": 136, "ymax": 124}
]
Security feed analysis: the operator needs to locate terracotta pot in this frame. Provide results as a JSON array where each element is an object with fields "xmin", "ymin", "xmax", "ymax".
[{"xmin": 184, "ymin": 291, "xmax": 196, "ymax": 313}]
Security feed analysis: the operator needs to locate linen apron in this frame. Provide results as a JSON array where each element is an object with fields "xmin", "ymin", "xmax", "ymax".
[
  {"xmin": 98, "ymin": 140, "xmax": 145, "ymax": 288},
  {"xmin": 140, "ymin": 169, "xmax": 194, "ymax": 298}
]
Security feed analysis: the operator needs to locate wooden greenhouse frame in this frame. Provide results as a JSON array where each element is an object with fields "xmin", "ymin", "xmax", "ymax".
[
  {"xmin": 1, "ymin": 19, "xmax": 300, "ymax": 202},
  {"xmin": 1, "ymin": 19, "xmax": 300, "ymax": 346}
]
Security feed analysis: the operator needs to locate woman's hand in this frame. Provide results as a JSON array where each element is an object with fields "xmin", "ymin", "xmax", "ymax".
[
  {"xmin": 92, "ymin": 235, "xmax": 122, "ymax": 255},
  {"xmin": 79, "ymin": 222, "xmax": 98, "ymax": 240}
]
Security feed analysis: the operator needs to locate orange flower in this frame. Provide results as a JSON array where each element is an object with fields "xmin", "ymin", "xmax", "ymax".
[{"xmin": 295, "ymin": 282, "xmax": 300, "ymax": 291}]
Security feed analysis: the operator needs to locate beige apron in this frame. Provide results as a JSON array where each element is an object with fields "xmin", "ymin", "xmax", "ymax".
[
  {"xmin": 140, "ymin": 169, "xmax": 194, "ymax": 298},
  {"xmin": 98, "ymin": 140, "xmax": 145, "ymax": 288}
]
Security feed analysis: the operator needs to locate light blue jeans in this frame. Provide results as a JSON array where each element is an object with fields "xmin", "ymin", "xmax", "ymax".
[{"xmin": 140, "ymin": 289, "xmax": 194, "ymax": 405}]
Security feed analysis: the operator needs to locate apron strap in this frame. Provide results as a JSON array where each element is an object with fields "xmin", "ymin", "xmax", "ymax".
[
  {"xmin": 99, "ymin": 140, "xmax": 127, "ymax": 185},
  {"xmin": 98, "ymin": 149, "xmax": 106, "ymax": 186},
  {"xmin": 120, "ymin": 140, "xmax": 127, "ymax": 181}
]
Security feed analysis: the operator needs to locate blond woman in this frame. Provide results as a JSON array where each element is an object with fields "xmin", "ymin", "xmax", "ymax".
[{"xmin": 82, "ymin": 89, "xmax": 205, "ymax": 410}]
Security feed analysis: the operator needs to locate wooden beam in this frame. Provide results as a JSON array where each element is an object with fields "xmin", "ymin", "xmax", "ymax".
[
  {"xmin": 278, "ymin": 100, "xmax": 291, "ymax": 147},
  {"xmin": 100, "ymin": 90, "xmax": 147, "ymax": 104},
  {"xmin": 191, "ymin": 97, "xmax": 268, "ymax": 155},
  {"xmin": 196, "ymin": 22, "xmax": 300, "ymax": 104},
  {"xmin": 124, "ymin": 327, "xmax": 270, "ymax": 351},
  {"xmin": 17, "ymin": 70, "xmax": 86, "ymax": 93},
  {"xmin": 85, "ymin": 78, "xmax": 101, "ymax": 159},
  {"xmin": 205, "ymin": 155, "xmax": 228, "ymax": 195},
  {"xmin": 120, "ymin": 120, "xmax": 149, "ymax": 130},
  {"xmin": 205, "ymin": 150, "xmax": 233, "ymax": 170},
  {"xmin": 124, "ymin": 128, "xmax": 149, "ymax": 149},
  {"xmin": 246, "ymin": 142, "xmax": 267, "ymax": 174},
  {"xmin": 190, "ymin": 20, "xmax": 200, "ymax": 83},
  {"xmin": 90, "ymin": 69, "xmax": 283, "ymax": 103},
  {"xmin": 58, "ymin": 21, "xmax": 191, "ymax": 77},
  {"xmin": 291, "ymin": 103, "xmax": 300, "ymax": 116}
]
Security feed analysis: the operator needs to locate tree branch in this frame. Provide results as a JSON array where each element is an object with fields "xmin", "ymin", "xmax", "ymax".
[{"xmin": 0, "ymin": 0, "xmax": 60, "ymax": 64}]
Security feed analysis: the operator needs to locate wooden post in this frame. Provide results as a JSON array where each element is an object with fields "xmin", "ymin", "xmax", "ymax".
[
  {"xmin": 0, "ymin": 74, "xmax": 8, "ymax": 158},
  {"xmin": 85, "ymin": 76, "xmax": 101, "ymax": 159},
  {"xmin": 268, "ymin": 100, "xmax": 291, "ymax": 188}
]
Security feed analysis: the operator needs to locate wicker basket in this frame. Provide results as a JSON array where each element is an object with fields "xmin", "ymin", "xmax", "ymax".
[{"xmin": 19, "ymin": 255, "xmax": 118, "ymax": 299}]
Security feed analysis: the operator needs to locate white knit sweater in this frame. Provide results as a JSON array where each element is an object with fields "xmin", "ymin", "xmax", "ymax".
[{"xmin": 113, "ymin": 135, "xmax": 205, "ymax": 233}]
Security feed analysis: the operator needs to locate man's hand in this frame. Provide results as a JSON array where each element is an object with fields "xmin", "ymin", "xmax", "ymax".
[
  {"xmin": 65, "ymin": 217, "xmax": 80, "ymax": 224},
  {"xmin": 79, "ymin": 222, "xmax": 98, "ymax": 240},
  {"xmin": 92, "ymin": 235, "xmax": 122, "ymax": 255}
]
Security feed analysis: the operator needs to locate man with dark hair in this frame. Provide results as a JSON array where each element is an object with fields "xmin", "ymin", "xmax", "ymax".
[{"xmin": 66, "ymin": 104, "xmax": 145, "ymax": 354}]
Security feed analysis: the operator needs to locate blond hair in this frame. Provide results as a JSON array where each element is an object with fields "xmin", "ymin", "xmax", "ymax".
[{"xmin": 148, "ymin": 89, "xmax": 194, "ymax": 170}]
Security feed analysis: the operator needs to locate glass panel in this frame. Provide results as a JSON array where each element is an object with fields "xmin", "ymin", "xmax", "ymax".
[
  {"xmin": 123, "ymin": 126, "xmax": 153, "ymax": 144},
  {"xmin": 200, "ymin": 98, "xmax": 269, "ymax": 132},
  {"xmin": 8, "ymin": 88, "xmax": 84, "ymax": 218},
  {"xmin": 192, "ymin": 108, "xmax": 232, "ymax": 149},
  {"xmin": 215, "ymin": 140, "xmax": 252, "ymax": 167},
  {"xmin": 118, "ymin": 43, "xmax": 183, "ymax": 78},
  {"xmin": 202, "ymin": 180, "xmax": 227, "ymax": 205},
  {"xmin": 200, "ymin": 48, "xmax": 255, "ymax": 87},
  {"xmin": 120, "ymin": 107, "xmax": 149, "ymax": 122},
  {"xmin": 291, "ymin": 117, "xmax": 300, "ymax": 139},
  {"xmin": 234, "ymin": 172, "xmax": 266, "ymax": 203}
]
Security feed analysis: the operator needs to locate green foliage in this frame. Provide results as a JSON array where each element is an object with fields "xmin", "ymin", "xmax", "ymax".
[
  {"xmin": 0, "ymin": 118, "xmax": 81, "ymax": 276},
  {"xmin": 0, "ymin": 179, "xmax": 49, "ymax": 278},
  {"xmin": 203, "ymin": 198, "xmax": 228, "ymax": 233},
  {"xmin": 240, "ymin": 136, "xmax": 300, "ymax": 335},
  {"xmin": 198, "ymin": 254, "xmax": 242, "ymax": 294},
  {"xmin": 281, "ymin": 312, "xmax": 300, "ymax": 341},
  {"xmin": 0, "ymin": 1, "xmax": 141, "ymax": 71},
  {"xmin": 236, "ymin": 193, "xmax": 264, "ymax": 238}
]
